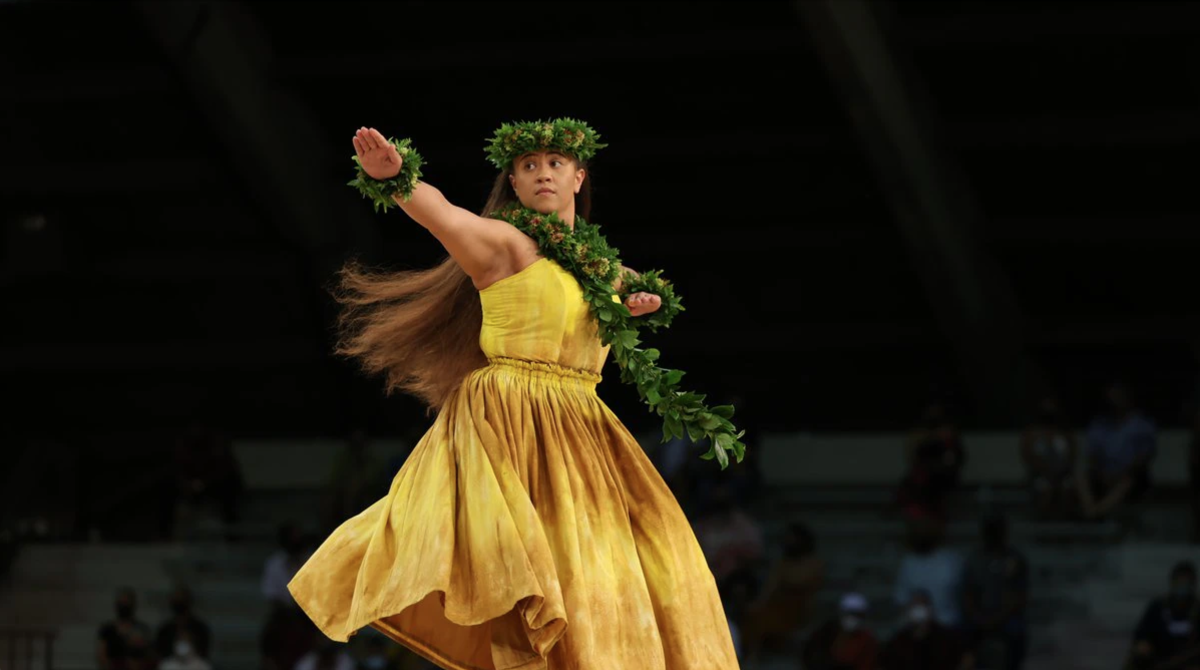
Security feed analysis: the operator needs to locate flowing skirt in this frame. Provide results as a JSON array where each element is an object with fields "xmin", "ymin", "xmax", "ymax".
[{"xmin": 288, "ymin": 358, "xmax": 739, "ymax": 669}]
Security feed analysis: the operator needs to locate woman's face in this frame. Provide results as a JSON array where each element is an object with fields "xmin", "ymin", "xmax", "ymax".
[{"xmin": 510, "ymin": 151, "xmax": 585, "ymax": 214}]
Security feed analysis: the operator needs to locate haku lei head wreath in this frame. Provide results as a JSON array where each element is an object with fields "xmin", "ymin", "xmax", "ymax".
[{"xmin": 484, "ymin": 117, "xmax": 608, "ymax": 170}]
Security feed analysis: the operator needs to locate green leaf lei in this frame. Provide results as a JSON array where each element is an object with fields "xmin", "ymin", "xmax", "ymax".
[
  {"xmin": 485, "ymin": 118, "xmax": 608, "ymax": 170},
  {"xmin": 492, "ymin": 203, "xmax": 746, "ymax": 469},
  {"xmin": 347, "ymin": 137, "xmax": 425, "ymax": 212}
]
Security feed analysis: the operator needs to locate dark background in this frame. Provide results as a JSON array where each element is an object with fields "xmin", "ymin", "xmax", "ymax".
[{"xmin": 4, "ymin": 0, "xmax": 1199, "ymax": 442}]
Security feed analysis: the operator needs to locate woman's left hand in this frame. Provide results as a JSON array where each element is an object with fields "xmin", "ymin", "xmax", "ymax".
[{"xmin": 626, "ymin": 292, "xmax": 662, "ymax": 317}]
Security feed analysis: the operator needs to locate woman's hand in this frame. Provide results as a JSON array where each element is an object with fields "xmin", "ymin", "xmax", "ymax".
[
  {"xmin": 626, "ymin": 292, "xmax": 661, "ymax": 317},
  {"xmin": 352, "ymin": 127, "xmax": 402, "ymax": 180}
]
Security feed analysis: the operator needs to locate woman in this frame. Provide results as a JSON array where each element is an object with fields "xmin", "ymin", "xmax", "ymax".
[
  {"xmin": 742, "ymin": 522, "xmax": 824, "ymax": 664},
  {"xmin": 288, "ymin": 120, "xmax": 742, "ymax": 670},
  {"xmin": 1019, "ymin": 396, "xmax": 1078, "ymax": 520}
]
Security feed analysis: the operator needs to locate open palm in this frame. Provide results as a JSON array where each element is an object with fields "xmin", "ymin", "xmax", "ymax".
[{"xmin": 352, "ymin": 127, "xmax": 402, "ymax": 180}]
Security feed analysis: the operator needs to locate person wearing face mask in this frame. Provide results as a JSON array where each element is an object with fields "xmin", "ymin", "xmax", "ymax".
[
  {"xmin": 97, "ymin": 588, "xmax": 155, "ymax": 670},
  {"xmin": 159, "ymin": 630, "xmax": 212, "ymax": 670},
  {"xmin": 1020, "ymin": 396, "xmax": 1078, "ymax": 520},
  {"xmin": 881, "ymin": 591, "xmax": 974, "ymax": 670},
  {"xmin": 893, "ymin": 517, "xmax": 965, "ymax": 629},
  {"xmin": 1126, "ymin": 562, "xmax": 1200, "ymax": 670},
  {"xmin": 155, "ymin": 585, "xmax": 212, "ymax": 662},
  {"xmin": 801, "ymin": 592, "xmax": 879, "ymax": 670},
  {"xmin": 294, "ymin": 638, "xmax": 356, "ymax": 670}
]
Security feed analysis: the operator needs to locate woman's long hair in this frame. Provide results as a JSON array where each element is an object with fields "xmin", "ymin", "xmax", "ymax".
[{"xmin": 333, "ymin": 159, "xmax": 592, "ymax": 414}]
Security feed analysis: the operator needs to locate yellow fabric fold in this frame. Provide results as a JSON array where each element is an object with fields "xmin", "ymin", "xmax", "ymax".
[{"xmin": 289, "ymin": 258, "xmax": 739, "ymax": 669}]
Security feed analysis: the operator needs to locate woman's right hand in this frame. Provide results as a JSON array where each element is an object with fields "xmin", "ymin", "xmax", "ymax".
[{"xmin": 352, "ymin": 127, "xmax": 402, "ymax": 180}]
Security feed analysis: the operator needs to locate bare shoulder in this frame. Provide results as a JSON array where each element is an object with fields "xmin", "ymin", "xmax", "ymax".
[{"xmin": 471, "ymin": 220, "xmax": 543, "ymax": 291}]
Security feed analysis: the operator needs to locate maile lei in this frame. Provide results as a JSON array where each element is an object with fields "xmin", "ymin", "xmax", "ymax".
[
  {"xmin": 491, "ymin": 204, "xmax": 745, "ymax": 468},
  {"xmin": 349, "ymin": 137, "xmax": 745, "ymax": 468}
]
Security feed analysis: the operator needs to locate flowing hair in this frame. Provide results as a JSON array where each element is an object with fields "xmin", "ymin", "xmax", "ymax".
[{"xmin": 332, "ymin": 159, "xmax": 592, "ymax": 415}]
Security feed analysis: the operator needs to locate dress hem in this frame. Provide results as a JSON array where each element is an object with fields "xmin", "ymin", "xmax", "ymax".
[{"xmin": 288, "ymin": 582, "xmax": 565, "ymax": 670}]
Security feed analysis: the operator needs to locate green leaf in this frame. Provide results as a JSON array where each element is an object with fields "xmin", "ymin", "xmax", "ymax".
[
  {"xmin": 665, "ymin": 414, "xmax": 683, "ymax": 440},
  {"xmin": 487, "ymin": 202, "xmax": 747, "ymax": 470},
  {"xmin": 711, "ymin": 404, "xmax": 735, "ymax": 419}
]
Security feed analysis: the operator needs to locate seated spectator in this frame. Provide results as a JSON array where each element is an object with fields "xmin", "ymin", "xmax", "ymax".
[
  {"xmin": 881, "ymin": 590, "xmax": 974, "ymax": 670},
  {"xmin": 294, "ymin": 639, "xmax": 356, "ymax": 670},
  {"xmin": 156, "ymin": 585, "xmax": 212, "ymax": 661},
  {"xmin": 1189, "ymin": 412, "xmax": 1200, "ymax": 544},
  {"xmin": 801, "ymin": 592, "xmax": 880, "ymax": 670},
  {"xmin": 898, "ymin": 403, "xmax": 966, "ymax": 522},
  {"xmin": 718, "ymin": 567, "xmax": 758, "ymax": 663},
  {"xmin": 1020, "ymin": 396, "xmax": 1079, "ymax": 520},
  {"xmin": 962, "ymin": 513, "xmax": 1028, "ymax": 670},
  {"xmin": 97, "ymin": 588, "xmax": 156, "ymax": 670},
  {"xmin": 173, "ymin": 420, "xmax": 245, "ymax": 539},
  {"xmin": 692, "ymin": 482, "xmax": 764, "ymax": 583},
  {"xmin": 357, "ymin": 634, "xmax": 399, "ymax": 670},
  {"xmin": 325, "ymin": 430, "xmax": 386, "ymax": 531},
  {"xmin": 261, "ymin": 523, "xmax": 317, "ymax": 670},
  {"xmin": 1078, "ymin": 382, "xmax": 1156, "ymax": 521},
  {"xmin": 1126, "ymin": 561, "xmax": 1200, "ymax": 670},
  {"xmin": 743, "ymin": 522, "xmax": 825, "ymax": 663},
  {"xmin": 894, "ymin": 517, "xmax": 964, "ymax": 629},
  {"xmin": 159, "ymin": 630, "xmax": 212, "ymax": 670}
]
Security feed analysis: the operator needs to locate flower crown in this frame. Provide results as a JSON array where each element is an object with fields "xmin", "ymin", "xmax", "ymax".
[{"xmin": 484, "ymin": 117, "xmax": 608, "ymax": 170}]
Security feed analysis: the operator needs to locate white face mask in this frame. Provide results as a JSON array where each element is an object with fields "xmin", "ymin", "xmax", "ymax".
[
  {"xmin": 841, "ymin": 615, "xmax": 861, "ymax": 631},
  {"xmin": 909, "ymin": 605, "xmax": 931, "ymax": 625},
  {"xmin": 174, "ymin": 641, "xmax": 193, "ymax": 658}
]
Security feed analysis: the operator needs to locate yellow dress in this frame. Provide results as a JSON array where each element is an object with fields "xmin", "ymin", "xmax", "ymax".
[{"xmin": 288, "ymin": 257, "xmax": 740, "ymax": 670}]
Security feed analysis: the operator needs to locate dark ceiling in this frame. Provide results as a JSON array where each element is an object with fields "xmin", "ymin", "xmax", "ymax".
[{"xmin": 2, "ymin": 0, "xmax": 1198, "ymax": 442}]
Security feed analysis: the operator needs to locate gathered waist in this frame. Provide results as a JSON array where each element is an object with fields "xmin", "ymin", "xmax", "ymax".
[{"xmin": 485, "ymin": 356, "xmax": 602, "ymax": 385}]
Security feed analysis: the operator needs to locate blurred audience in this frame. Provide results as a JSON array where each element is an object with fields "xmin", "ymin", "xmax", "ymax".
[
  {"xmin": 1126, "ymin": 561, "xmax": 1200, "ymax": 670},
  {"xmin": 325, "ymin": 430, "xmax": 387, "ymax": 531},
  {"xmin": 801, "ymin": 591, "xmax": 880, "ymax": 670},
  {"xmin": 693, "ymin": 482, "xmax": 765, "ymax": 583},
  {"xmin": 261, "ymin": 522, "xmax": 318, "ymax": 670},
  {"xmin": 719, "ymin": 567, "xmax": 757, "ymax": 663},
  {"xmin": 97, "ymin": 587, "xmax": 156, "ymax": 670},
  {"xmin": 172, "ymin": 420, "xmax": 245, "ymax": 540},
  {"xmin": 962, "ymin": 513, "xmax": 1028, "ymax": 670},
  {"xmin": 158, "ymin": 629, "xmax": 212, "ymax": 670},
  {"xmin": 155, "ymin": 584, "xmax": 212, "ymax": 661},
  {"xmin": 1079, "ymin": 383, "xmax": 1157, "ymax": 521},
  {"xmin": 894, "ymin": 517, "xmax": 964, "ymax": 629},
  {"xmin": 294, "ymin": 639, "xmax": 356, "ymax": 670},
  {"xmin": 743, "ymin": 522, "xmax": 824, "ymax": 663},
  {"xmin": 1019, "ymin": 396, "xmax": 1079, "ymax": 520},
  {"xmin": 1190, "ymin": 411, "xmax": 1200, "ymax": 544},
  {"xmin": 881, "ymin": 590, "xmax": 974, "ymax": 670},
  {"xmin": 898, "ymin": 403, "xmax": 966, "ymax": 522}
]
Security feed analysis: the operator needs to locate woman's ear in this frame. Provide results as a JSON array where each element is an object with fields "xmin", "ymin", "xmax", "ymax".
[{"xmin": 574, "ymin": 168, "xmax": 586, "ymax": 194}]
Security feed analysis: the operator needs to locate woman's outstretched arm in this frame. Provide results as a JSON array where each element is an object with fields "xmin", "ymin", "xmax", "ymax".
[{"xmin": 353, "ymin": 127, "xmax": 515, "ymax": 284}]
